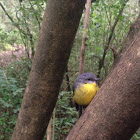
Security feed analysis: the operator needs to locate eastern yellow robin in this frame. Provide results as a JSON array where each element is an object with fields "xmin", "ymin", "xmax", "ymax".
[{"xmin": 73, "ymin": 73, "xmax": 100, "ymax": 117}]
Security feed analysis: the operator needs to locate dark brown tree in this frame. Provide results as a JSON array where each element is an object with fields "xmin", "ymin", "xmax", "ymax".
[
  {"xmin": 66, "ymin": 14, "xmax": 140, "ymax": 140},
  {"xmin": 11, "ymin": 0, "xmax": 86, "ymax": 140}
]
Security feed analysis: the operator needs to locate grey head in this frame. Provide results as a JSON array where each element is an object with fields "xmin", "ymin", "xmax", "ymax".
[{"xmin": 73, "ymin": 72, "xmax": 101, "ymax": 91}]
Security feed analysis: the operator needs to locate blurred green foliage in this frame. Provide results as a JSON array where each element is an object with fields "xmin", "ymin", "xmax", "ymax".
[
  {"xmin": 0, "ymin": 69, "xmax": 25, "ymax": 140},
  {"xmin": 55, "ymin": 91, "xmax": 78, "ymax": 140}
]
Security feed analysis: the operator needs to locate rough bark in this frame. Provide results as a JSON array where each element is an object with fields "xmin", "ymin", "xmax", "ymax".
[
  {"xmin": 11, "ymin": 0, "xmax": 86, "ymax": 140},
  {"xmin": 66, "ymin": 14, "xmax": 140, "ymax": 140},
  {"xmin": 117, "ymin": 14, "xmax": 140, "ymax": 61},
  {"xmin": 79, "ymin": 0, "xmax": 91, "ymax": 74}
]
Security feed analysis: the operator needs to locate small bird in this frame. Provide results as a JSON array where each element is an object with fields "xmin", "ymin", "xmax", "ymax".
[{"xmin": 73, "ymin": 73, "xmax": 100, "ymax": 117}]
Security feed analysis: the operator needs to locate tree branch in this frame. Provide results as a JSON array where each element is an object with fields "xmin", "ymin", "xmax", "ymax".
[
  {"xmin": 79, "ymin": 0, "xmax": 92, "ymax": 74},
  {"xmin": 28, "ymin": 0, "xmax": 41, "ymax": 30},
  {"xmin": 97, "ymin": 0, "xmax": 129, "ymax": 78}
]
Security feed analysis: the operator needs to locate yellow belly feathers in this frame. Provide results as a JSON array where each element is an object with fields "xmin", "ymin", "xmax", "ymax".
[{"xmin": 73, "ymin": 83, "xmax": 99, "ymax": 105}]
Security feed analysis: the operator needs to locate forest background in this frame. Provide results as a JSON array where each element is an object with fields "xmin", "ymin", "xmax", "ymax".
[{"xmin": 0, "ymin": 0, "xmax": 139, "ymax": 140}]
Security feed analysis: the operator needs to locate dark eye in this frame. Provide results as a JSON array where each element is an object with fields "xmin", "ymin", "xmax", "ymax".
[{"xmin": 87, "ymin": 78, "xmax": 91, "ymax": 81}]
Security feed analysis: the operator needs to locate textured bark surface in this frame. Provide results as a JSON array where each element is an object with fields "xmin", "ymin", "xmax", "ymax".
[
  {"xmin": 11, "ymin": 0, "xmax": 86, "ymax": 140},
  {"xmin": 115, "ymin": 14, "xmax": 140, "ymax": 65},
  {"xmin": 66, "ymin": 14, "xmax": 140, "ymax": 140},
  {"xmin": 120, "ymin": 14, "xmax": 140, "ymax": 54}
]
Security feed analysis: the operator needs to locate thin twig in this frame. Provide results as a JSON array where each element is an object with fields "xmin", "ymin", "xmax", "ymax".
[
  {"xmin": 97, "ymin": 0, "xmax": 129, "ymax": 78},
  {"xmin": 28, "ymin": 0, "xmax": 41, "ymax": 30}
]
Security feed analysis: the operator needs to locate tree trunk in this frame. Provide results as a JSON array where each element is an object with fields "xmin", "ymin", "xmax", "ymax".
[
  {"xmin": 52, "ymin": 107, "xmax": 56, "ymax": 140},
  {"xmin": 79, "ymin": 0, "xmax": 91, "ymax": 74},
  {"xmin": 11, "ymin": 0, "xmax": 86, "ymax": 140},
  {"xmin": 47, "ymin": 118, "xmax": 52, "ymax": 140},
  {"xmin": 66, "ymin": 14, "xmax": 140, "ymax": 140}
]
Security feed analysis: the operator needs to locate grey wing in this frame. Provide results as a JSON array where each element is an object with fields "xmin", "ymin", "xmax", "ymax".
[
  {"xmin": 73, "ymin": 78, "xmax": 85, "ymax": 92},
  {"xmin": 73, "ymin": 82, "xmax": 77, "ymax": 92}
]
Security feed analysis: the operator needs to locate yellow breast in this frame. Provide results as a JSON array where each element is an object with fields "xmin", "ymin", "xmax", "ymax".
[{"xmin": 73, "ymin": 83, "xmax": 99, "ymax": 105}]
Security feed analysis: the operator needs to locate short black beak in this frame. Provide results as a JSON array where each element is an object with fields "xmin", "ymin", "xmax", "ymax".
[{"xmin": 95, "ymin": 78, "xmax": 101, "ymax": 81}]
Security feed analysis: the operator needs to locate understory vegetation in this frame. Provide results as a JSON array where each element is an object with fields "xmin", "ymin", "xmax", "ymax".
[{"xmin": 0, "ymin": 0, "xmax": 139, "ymax": 139}]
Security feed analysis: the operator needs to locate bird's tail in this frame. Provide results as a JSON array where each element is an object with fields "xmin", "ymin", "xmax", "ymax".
[
  {"xmin": 75, "ymin": 103, "xmax": 87, "ymax": 118},
  {"xmin": 78, "ymin": 105, "xmax": 87, "ymax": 118},
  {"xmin": 79, "ymin": 105, "xmax": 83, "ymax": 118}
]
